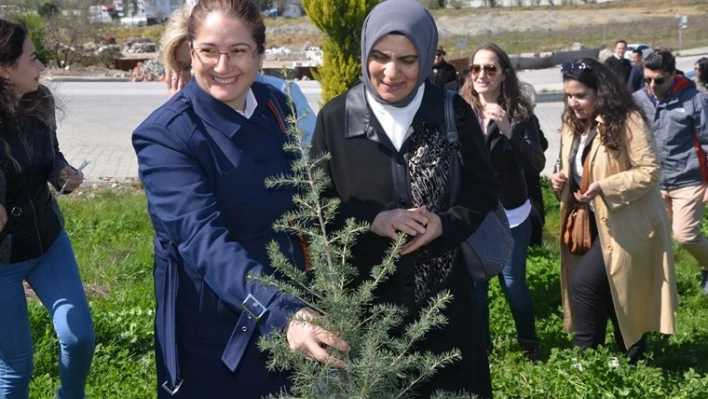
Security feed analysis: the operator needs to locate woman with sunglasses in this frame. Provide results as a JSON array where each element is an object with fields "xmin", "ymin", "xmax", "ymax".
[
  {"xmin": 460, "ymin": 43, "xmax": 545, "ymax": 360},
  {"xmin": 550, "ymin": 58, "xmax": 677, "ymax": 363},
  {"xmin": 132, "ymin": 0, "xmax": 345, "ymax": 397}
]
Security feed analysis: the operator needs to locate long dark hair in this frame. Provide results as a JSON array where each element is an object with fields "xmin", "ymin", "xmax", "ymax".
[
  {"xmin": 0, "ymin": 19, "xmax": 57, "ymax": 169},
  {"xmin": 460, "ymin": 43, "xmax": 534, "ymax": 123},
  {"xmin": 0, "ymin": 19, "xmax": 27, "ymax": 120},
  {"xmin": 696, "ymin": 57, "xmax": 708, "ymax": 87},
  {"xmin": 561, "ymin": 57, "xmax": 645, "ymax": 150}
]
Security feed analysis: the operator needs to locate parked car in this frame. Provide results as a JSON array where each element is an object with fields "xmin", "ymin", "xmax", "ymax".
[
  {"xmin": 625, "ymin": 43, "xmax": 653, "ymax": 60},
  {"xmin": 120, "ymin": 14, "xmax": 147, "ymax": 26}
]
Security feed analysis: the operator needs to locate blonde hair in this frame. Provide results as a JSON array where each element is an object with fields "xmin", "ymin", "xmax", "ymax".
[{"xmin": 160, "ymin": 3, "xmax": 194, "ymax": 73}]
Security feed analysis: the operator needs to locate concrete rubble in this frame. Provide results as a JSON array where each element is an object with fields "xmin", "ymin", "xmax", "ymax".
[{"xmin": 130, "ymin": 59, "xmax": 166, "ymax": 82}]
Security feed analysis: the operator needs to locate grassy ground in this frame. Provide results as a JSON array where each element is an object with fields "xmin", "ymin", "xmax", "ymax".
[
  {"xmin": 439, "ymin": 14, "xmax": 708, "ymax": 58},
  {"xmin": 25, "ymin": 182, "xmax": 708, "ymax": 398}
]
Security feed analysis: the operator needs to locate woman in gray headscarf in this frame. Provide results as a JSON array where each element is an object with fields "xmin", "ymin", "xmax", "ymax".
[{"xmin": 310, "ymin": 0, "xmax": 497, "ymax": 396}]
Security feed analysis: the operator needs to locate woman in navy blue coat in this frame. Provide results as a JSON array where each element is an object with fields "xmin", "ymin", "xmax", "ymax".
[{"xmin": 132, "ymin": 0, "xmax": 348, "ymax": 397}]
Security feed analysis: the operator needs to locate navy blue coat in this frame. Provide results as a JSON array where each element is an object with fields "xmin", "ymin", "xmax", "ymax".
[{"xmin": 132, "ymin": 79, "xmax": 306, "ymax": 398}]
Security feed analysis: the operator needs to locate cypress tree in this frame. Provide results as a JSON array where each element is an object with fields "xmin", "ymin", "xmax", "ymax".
[{"xmin": 302, "ymin": 0, "xmax": 379, "ymax": 102}]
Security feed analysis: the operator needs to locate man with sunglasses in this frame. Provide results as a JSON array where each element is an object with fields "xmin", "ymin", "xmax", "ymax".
[
  {"xmin": 429, "ymin": 45, "xmax": 457, "ymax": 88},
  {"xmin": 634, "ymin": 49, "xmax": 708, "ymax": 295}
]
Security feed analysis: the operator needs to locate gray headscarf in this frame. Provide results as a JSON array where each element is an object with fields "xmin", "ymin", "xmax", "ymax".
[{"xmin": 360, "ymin": 0, "xmax": 438, "ymax": 108}]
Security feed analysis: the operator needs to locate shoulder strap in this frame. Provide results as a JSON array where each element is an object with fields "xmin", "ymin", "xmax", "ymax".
[
  {"xmin": 444, "ymin": 90, "xmax": 458, "ymax": 145},
  {"xmin": 580, "ymin": 139, "xmax": 593, "ymax": 192}
]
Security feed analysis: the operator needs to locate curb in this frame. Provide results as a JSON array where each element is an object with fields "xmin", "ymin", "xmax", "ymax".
[
  {"xmin": 47, "ymin": 77, "xmax": 131, "ymax": 83},
  {"xmin": 536, "ymin": 92, "xmax": 565, "ymax": 104}
]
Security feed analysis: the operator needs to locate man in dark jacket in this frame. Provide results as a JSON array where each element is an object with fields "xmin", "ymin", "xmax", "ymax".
[
  {"xmin": 634, "ymin": 49, "xmax": 708, "ymax": 295},
  {"xmin": 628, "ymin": 49, "xmax": 645, "ymax": 92},
  {"xmin": 430, "ymin": 45, "xmax": 457, "ymax": 88},
  {"xmin": 604, "ymin": 40, "xmax": 632, "ymax": 83}
]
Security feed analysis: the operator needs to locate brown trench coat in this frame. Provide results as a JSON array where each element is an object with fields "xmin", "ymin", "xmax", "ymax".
[{"xmin": 557, "ymin": 113, "xmax": 678, "ymax": 349}]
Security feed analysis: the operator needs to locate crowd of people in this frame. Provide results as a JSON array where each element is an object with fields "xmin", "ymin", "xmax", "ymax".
[{"xmin": 1, "ymin": 0, "xmax": 707, "ymax": 397}]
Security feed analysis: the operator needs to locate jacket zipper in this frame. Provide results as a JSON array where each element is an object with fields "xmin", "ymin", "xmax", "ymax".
[{"xmin": 18, "ymin": 133, "xmax": 44, "ymax": 254}]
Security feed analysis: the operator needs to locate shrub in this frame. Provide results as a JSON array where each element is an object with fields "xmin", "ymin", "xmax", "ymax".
[
  {"xmin": 302, "ymin": 0, "xmax": 379, "ymax": 103},
  {"xmin": 9, "ymin": 13, "xmax": 49, "ymax": 65}
]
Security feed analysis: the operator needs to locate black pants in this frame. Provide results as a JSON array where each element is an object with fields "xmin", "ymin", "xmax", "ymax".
[{"xmin": 570, "ymin": 216, "xmax": 645, "ymax": 361}]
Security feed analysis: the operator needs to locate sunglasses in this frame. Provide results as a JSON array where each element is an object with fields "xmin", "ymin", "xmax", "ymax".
[
  {"xmin": 561, "ymin": 62, "xmax": 592, "ymax": 74},
  {"xmin": 644, "ymin": 76, "xmax": 666, "ymax": 85},
  {"xmin": 470, "ymin": 64, "xmax": 499, "ymax": 77}
]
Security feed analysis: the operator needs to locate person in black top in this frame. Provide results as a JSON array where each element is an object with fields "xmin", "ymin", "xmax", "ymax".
[
  {"xmin": 0, "ymin": 19, "xmax": 95, "ymax": 398},
  {"xmin": 628, "ymin": 49, "xmax": 645, "ymax": 92},
  {"xmin": 604, "ymin": 40, "xmax": 632, "ymax": 83},
  {"xmin": 460, "ymin": 43, "xmax": 546, "ymax": 360},
  {"xmin": 443, "ymin": 64, "xmax": 470, "ymax": 93},
  {"xmin": 310, "ymin": 1, "xmax": 497, "ymax": 396},
  {"xmin": 430, "ymin": 45, "xmax": 457, "ymax": 88}
]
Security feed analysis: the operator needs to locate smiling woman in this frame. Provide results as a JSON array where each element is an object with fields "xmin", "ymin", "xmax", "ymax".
[
  {"xmin": 132, "ymin": 0, "xmax": 326, "ymax": 397},
  {"xmin": 550, "ymin": 57, "xmax": 678, "ymax": 366},
  {"xmin": 309, "ymin": 0, "xmax": 499, "ymax": 397}
]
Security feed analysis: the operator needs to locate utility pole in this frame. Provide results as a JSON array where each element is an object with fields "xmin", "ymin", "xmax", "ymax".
[{"xmin": 678, "ymin": 15, "xmax": 687, "ymax": 54}]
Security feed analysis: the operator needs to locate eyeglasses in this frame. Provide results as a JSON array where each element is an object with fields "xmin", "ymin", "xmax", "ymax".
[
  {"xmin": 644, "ymin": 76, "xmax": 667, "ymax": 85},
  {"xmin": 191, "ymin": 44, "xmax": 259, "ymax": 66},
  {"xmin": 470, "ymin": 64, "xmax": 499, "ymax": 77},
  {"xmin": 561, "ymin": 62, "xmax": 592, "ymax": 74}
]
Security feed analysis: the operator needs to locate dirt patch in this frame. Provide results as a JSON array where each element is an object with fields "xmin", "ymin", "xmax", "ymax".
[
  {"xmin": 24, "ymin": 281, "xmax": 109, "ymax": 302},
  {"xmin": 435, "ymin": 9, "xmax": 647, "ymax": 37},
  {"xmin": 43, "ymin": 66, "xmax": 128, "ymax": 78}
]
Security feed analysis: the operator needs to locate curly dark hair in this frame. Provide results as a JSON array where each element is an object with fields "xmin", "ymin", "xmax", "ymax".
[
  {"xmin": 460, "ymin": 43, "xmax": 534, "ymax": 123},
  {"xmin": 561, "ymin": 57, "xmax": 646, "ymax": 150}
]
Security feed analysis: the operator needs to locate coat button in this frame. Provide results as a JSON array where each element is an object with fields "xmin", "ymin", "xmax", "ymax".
[
  {"xmin": 606, "ymin": 244, "xmax": 613, "ymax": 251},
  {"xmin": 601, "ymin": 216, "xmax": 607, "ymax": 222},
  {"xmin": 242, "ymin": 326, "xmax": 248, "ymax": 332},
  {"xmin": 399, "ymin": 199, "xmax": 406, "ymax": 206},
  {"xmin": 648, "ymin": 231, "xmax": 655, "ymax": 238}
]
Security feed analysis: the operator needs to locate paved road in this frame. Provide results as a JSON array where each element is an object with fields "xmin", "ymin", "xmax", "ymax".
[
  {"xmin": 51, "ymin": 80, "xmax": 563, "ymax": 182},
  {"xmin": 51, "ymin": 47, "xmax": 707, "ymax": 182}
]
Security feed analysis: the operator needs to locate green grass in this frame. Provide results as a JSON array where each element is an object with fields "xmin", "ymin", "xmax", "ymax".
[
  {"xmin": 25, "ymin": 183, "xmax": 708, "ymax": 398},
  {"xmin": 28, "ymin": 190, "xmax": 155, "ymax": 398}
]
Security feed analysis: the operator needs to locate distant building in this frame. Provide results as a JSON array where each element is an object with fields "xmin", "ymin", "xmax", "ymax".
[
  {"xmin": 0, "ymin": 4, "xmax": 26, "ymax": 17},
  {"xmin": 456, "ymin": 0, "xmax": 618, "ymax": 6},
  {"xmin": 114, "ymin": 0, "xmax": 185, "ymax": 24},
  {"xmin": 282, "ymin": 3, "xmax": 302, "ymax": 18},
  {"xmin": 88, "ymin": 5, "xmax": 114, "ymax": 23}
]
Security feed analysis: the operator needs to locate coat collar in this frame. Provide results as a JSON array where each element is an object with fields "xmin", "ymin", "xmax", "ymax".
[
  {"xmin": 344, "ymin": 81, "xmax": 445, "ymax": 143},
  {"xmin": 182, "ymin": 78, "xmax": 273, "ymax": 139}
]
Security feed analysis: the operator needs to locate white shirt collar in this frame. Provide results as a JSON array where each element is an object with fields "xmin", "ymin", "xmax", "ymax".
[{"xmin": 235, "ymin": 88, "xmax": 258, "ymax": 119}]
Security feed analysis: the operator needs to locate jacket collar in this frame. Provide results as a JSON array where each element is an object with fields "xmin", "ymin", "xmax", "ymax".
[
  {"xmin": 643, "ymin": 74, "xmax": 694, "ymax": 105},
  {"xmin": 183, "ymin": 78, "xmax": 273, "ymax": 139},
  {"xmin": 344, "ymin": 81, "xmax": 445, "ymax": 143}
]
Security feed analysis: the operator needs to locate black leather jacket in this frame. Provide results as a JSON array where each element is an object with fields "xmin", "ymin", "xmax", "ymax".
[
  {"xmin": 484, "ymin": 117, "xmax": 546, "ymax": 210},
  {"xmin": 0, "ymin": 109, "xmax": 69, "ymax": 263}
]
